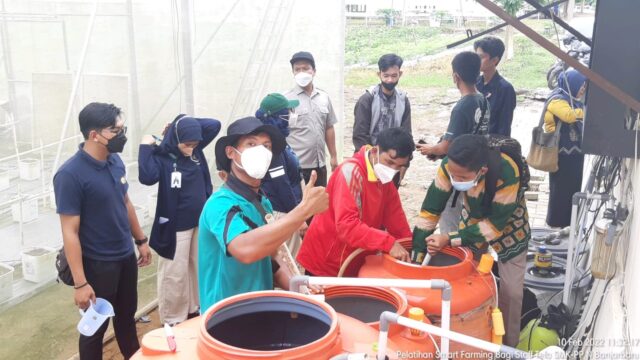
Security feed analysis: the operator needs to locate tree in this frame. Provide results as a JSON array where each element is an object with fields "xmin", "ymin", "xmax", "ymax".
[
  {"xmin": 377, "ymin": 8, "xmax": 400, "ymax": 27},
  {"xmin": 497, "ymin": 0, "xmax": 523, "ymax": 60}
]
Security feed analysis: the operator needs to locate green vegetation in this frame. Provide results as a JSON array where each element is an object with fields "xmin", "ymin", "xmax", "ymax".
[
  {"xmin": 345, "ymin": 25, "xmax": 462, "ymax": 65},
  {"xmin": 346, "ymin": 65, "xmax": 452, "ymax": 89},
  {"xmin": 500, "ymin": 36, "xmax": 556, "ymax": 89},
  {"xmin": 345, "ymin": 20, "xmax": 557, "ymax": 90}
]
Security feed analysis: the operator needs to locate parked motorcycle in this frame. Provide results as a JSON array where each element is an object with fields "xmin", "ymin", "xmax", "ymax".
[{"xmin": 546, "ymin": 33, "xmax": 591, "ymax": 89}]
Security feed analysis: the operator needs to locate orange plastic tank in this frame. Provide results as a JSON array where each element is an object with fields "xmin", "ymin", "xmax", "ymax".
[
  {"xmin": 358, "ymin": 240, "xmax": 497, "ymax": 355},
  {"xmin": 323, "ymin": 285, "xmax": 437, "ymax": 354},
  {"xmin": 131, "ymin": 290, "xmax": 434, "ymax": 359}
]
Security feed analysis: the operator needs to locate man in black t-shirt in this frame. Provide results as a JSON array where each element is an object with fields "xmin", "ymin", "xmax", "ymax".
[
  {"xmin": 417, "ymin": 51, "xmax": 489, "ymax": 159},
  {"xmin": 417, "ymin": 51, "xmax": 490, "ymax": 233}
]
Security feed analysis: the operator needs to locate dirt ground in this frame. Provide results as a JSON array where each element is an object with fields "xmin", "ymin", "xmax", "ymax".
[{"xmin": 102, "ymin": 78, "xmax": 547, "ymax": 360}]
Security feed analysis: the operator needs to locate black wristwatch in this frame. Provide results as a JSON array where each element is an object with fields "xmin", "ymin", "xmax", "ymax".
[{"xmin": 134, "ymin": 237, "xmax": 148, "ymax": 246}]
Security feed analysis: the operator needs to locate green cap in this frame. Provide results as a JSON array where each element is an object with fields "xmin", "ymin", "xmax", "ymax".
[{"xmin": 259, "ymin": 93, "xmax": 299, "ymax": 115}]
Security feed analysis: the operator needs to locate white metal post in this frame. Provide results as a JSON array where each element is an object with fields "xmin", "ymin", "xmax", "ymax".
[
  {"xmin": 180, "ymin": 0, "xmax": 195, "ymax": 115},
  {"xmin": 52, "ymin": 0, "xmax": 99, "ymax": 173},
  {"xmin": 126, "ymin": 0, "xmax": 142, "ymax": 146}
]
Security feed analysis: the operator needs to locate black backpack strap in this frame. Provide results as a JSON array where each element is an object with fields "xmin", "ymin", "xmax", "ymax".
[
  {"xmin": 223, "ymin": 206, "xmax": 242, "ymax": 245},
  {"xmin": 451, "ymin": 190, "xmax": 460, "ymax": 208},
  {"xmin": 222, "ymin": 205, "xmax": 278, "ymax": 274},
  {"xmin": 224, "ymin": 174, "xmax": 271, "ymax": 223},
  {"xmin": 481, "ymin": 149, "xmax": 503, "ymax": 216},
  {"xmin": 473, "ymin": 96, "xmax": 489, "ymax": 134}
]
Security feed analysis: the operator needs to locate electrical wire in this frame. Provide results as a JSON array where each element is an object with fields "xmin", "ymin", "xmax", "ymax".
[{"xmin": 428, "ymin": 332, "xmax": 440, "ymax": 355}]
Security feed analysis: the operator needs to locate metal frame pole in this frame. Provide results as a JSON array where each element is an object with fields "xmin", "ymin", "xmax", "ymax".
[
  {"xmin": 475, "ymin": 0, "xmax": 640, "ymax": 113},
  {"xmin": 446, "ymin": 0, "xmax": 567, "ymax": 49},
  {"xmin": 52, "ymin": 0, "xmax": 99, "ymax": 173},
  {"xmin": 126, "ymin": 0, "xmax": 142, "ymax": 145},
  {"xmin": 0, "ymin": 0, "xmax": 17, "ymax": 129},
  {"xmin": 180, "ymin": 0, "xmax": 195, "ymax": 115},
  {"xmin": 523, "ymin": 0, "xmax": 591, "ymax": 46}
]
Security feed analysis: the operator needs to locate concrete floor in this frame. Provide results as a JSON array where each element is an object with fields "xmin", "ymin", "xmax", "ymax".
[
  {"xmin": 0, "ymin": 172, "xmax": 158, "ymax": 360},
  {"xmin": 0, "ymin": 253, "xmax": 158, "ymax": 360}
]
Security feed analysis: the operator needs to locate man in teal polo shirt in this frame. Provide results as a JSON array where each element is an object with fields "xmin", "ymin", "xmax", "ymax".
[{"xmin": 198, "ymin": 116, "xmax": 328, "ymax": 311}]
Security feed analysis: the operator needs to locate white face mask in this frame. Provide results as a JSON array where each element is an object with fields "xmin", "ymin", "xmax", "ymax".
[
  {"xmin": 233, "ymin": 145, "xmax": 273, "ymax": 179},
  {"xmin": 450, "ymin": 172, "xmax": 480, "ymax": 192},
  {"xmin": 280, "ymin": 111, "xmax": 298, "ymax": 127},
  {"xmin": 294, "ymin": 72, "xmax": 313, "ymax": 87},
  {"xmin": 372, "ymin": 148, "xmax": 399, "ymax": 184},
  {"xmin": 288, "ymin": 112, "xmax": 299, "ymax": 127}
]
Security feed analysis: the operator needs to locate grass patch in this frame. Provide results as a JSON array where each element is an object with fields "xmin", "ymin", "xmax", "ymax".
[
  {"xmin": 345, "ymin": 25, "xmax": 462, "ymax": 65},
  {"xmin": 346, "ymin": 54, "xmax": 453, "ymax": 89},
  {"xmin": 345, "ymin": 20, "xmax": 558, "ymax": 91},
  {"xmin": 500, "ymin": 35, "xmax": 556, "ymax": 89}
]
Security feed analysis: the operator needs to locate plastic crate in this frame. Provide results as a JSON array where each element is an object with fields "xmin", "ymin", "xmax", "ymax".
[
  {"xmin": 0, "ymin": 263, "xmax": 14, "ymax": 303},
  {"xmin": 18, "ymin": 158, "xmax": 41, "ymax": 181},
  {"xmin": 11, "ymin": 198, "xmax": 39, "ymax": 223},
  {"xmin": 21, "ymin": 246, "xmax": 56, "ymax": 283}
]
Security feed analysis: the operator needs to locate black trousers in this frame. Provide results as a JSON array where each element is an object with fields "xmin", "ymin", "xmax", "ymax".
[
  {"xmin": 79, "ymin": 254, "xmax": 139, "ymax": 360},
  {"xmin": 301, "ymin": 166, "xmax": 328, "ymax": 188},
  {"xmin": 547, "ymin": 153, "xmax": 584, "ymax": 228}
]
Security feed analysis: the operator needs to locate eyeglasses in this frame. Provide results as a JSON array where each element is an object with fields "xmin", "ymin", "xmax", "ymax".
[{"xmin": 103, "ymin": 126, "xmax": 127, "ymax": 135}]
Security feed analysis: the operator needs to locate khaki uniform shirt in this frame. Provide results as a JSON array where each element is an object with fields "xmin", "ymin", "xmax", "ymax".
[{"xmin": 284, "ymin": 85, "xmax": 338, "ymax": 169}]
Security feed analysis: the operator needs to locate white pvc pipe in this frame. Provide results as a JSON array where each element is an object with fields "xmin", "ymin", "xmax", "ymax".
[
  {"xmin": 421, "ymin": 253, "xmax": 432, "ymax": 266},
  {"xmin": 396, "ymin": 316, "xmax": 502, "ymax": 354},
  {"xmin": 376, "ymin": 330, "xmax": 388, "ymax": 360},
  {"xmin": 306, "ymin": 276, "xmax": 432, "ymax": 289},
  {"xmin": 441, "ymin": 300, "xmax": 451, "ymax": 359},
  {"xmin": 0, "ymin": 134, "xmax": 82, "ymax": 163},
  {"xmin": 305, "ymin": 276, "xmax": 451, "ymax": 357},
  {"xmin": 563, "ymin": 202, "xmax": 579, "ymax": 305}
]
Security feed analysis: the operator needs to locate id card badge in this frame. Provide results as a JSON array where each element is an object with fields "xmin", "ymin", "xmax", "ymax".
[{"xmin": 171, "ymin": 171, "xmax": 182, "ymax": 188}]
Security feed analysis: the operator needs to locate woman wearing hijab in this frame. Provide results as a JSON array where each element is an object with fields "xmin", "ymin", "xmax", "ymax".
[
  {"xmin": 543, "ymin": 69, "xmax": 587, "ymax": 228},
  {"xmin": 138, "ymin": 115, "xmax": 221, "ymax": 324},
  {"xmin": 255, "ymin": 93, "xmax": 306, "ymax": 257}
]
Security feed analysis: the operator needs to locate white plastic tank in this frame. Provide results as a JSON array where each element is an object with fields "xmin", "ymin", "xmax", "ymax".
[{"xmin": 591, "ymin": 219, "xmax": 622, "ymax": 280}]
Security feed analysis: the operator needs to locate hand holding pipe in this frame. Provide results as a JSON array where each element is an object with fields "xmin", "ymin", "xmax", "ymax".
[{"xmin": 420, "ymin": 253, "xmax": 432, "ymax": 266}]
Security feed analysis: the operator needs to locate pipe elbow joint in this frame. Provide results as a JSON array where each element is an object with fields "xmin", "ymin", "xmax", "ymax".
[
  {"xmin": 431, "ymin": 279, "xmax": 452, "ymax": 300},
  {"xmin": 379, "ymin": 311, "xmax": 400, "ymax": 332},
  {"xmin": 289, "ymin": 275, "xmax": 310, "ymax": 293}
]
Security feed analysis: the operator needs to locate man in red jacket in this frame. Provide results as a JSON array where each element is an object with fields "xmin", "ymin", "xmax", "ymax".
[{"xmin": 297, "ymin": 127, "xmax": 415, "ymax": 276}]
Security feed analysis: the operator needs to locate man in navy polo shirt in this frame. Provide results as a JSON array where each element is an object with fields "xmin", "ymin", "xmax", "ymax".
[
  {"xmin": 54, "ymin": 102, "xmax": 152, "ymax": 360},
  {"xmin": 475, "ymin": 36, "xmax": 517, "ymax": 136}
]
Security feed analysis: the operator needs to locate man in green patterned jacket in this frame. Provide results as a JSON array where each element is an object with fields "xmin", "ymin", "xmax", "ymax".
[{"xmin": 412, "ymin": 134, "xmax": 529, "ymax": 347}]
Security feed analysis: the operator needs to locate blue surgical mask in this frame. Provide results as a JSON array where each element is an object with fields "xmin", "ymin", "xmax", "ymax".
[{"xmin": 450, "ymin": 172, "xmax": 480, "ymax": 192}]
